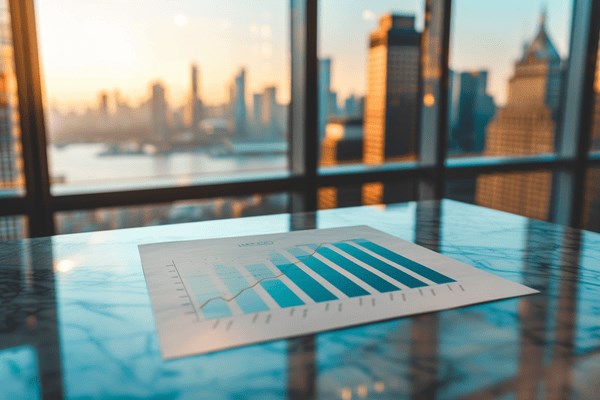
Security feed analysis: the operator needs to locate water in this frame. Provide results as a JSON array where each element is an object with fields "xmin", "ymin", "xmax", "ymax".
[{"xmin": 48, "ymin": 143, "xmax": 288, "ymax": 195}]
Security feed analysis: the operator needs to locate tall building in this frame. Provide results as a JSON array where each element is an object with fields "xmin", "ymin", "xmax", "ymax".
[
  {"xmin": 186, "ymin": 63, "xmax": 202, "ymax": 132},
  {"xmin": 151, "ymin": 82, "xmax": 169, "ymax": 143},
  {"xmin": 343, "ymin": 94, "xmax": 363, "ymax": 117},
  {"xmin": 583, "ymin": 47, "xmax": 600, "ymax": 232},
  {"xmin": 0, "ymin": 7, "xmax": 20, "ymax": 195},
  {"xmin": 363, "ymin": 14, "xmax": 421, "ymax": 165},
  {"xmin": 320, "ymin": 117, "xmax": 363, "ymax": 166},
  {"xmin": 261, "ymin": 86, "xmax": 278, "ymax": 138},
  {"xmin": 232, "ymin": 68, "xmax": 248, "ymax": 136},
  {"xmin": 449, "ymin": 70, "xmax": 496, "ymax": 154},
  {"xmin": 476, "ymin": 14, "xmax": 562, "ymax": 221},
  {"xmin": 591, "ymin": 47, "xmax": 600, "ymax": 151},
  {"xmin": 318, "ymin": 58, "xmax": 332, "ymax": 140},
  {"xmin": 252, "ymin": 92, "xmax": 263, "ymax": 137},
  {"xmin": 0, "ymin": 4, "xmax": 23, "ymax": 239},
  {"xmin": 98, "ymin": 91, "xmax": 109, "ymax": 116}
]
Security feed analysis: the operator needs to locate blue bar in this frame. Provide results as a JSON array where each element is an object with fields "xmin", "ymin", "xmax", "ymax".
[
  {"xmin": 215, "ymin": 265, "xmax": 269, "ymax": 314},
  {"xmin": 202, "ymin": 298, "xmax": 232, "ymax": 319},
  {"xmin": 270, "ymin": 253, "xmax": 338, "ymax": 302},
  {"xmin": 290, "ymin": 247, "xmax": 369, "ymax": 297},
  {"xmin": 189, "ymin": 276, "xmax": 233, "ymax": 320},
  {"xmin": 317, "ymin": 247, "xmax": 399, "ymax": 293},
  {"xmin": 352, "ymin": 239, "xmax": 455, "ymax": 284},
  {"xmin": 333, "ymin": 243, "xmax": 427, "ymax": 288},
  {"xmin": 245, "ymin": 264, "xmax": 304, "ymax": 308}
]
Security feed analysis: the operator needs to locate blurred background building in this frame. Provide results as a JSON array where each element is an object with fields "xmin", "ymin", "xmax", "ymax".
[{"xmin": 476, "ymin": 15, "xmax": 560, "ymax": 221}]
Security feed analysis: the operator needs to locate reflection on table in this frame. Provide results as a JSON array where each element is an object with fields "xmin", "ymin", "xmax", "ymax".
[{"xmin": 1, "ymin": 200, "xmax": 599, "ymax": 399}]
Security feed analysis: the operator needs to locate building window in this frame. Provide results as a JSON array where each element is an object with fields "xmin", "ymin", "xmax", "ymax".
[{"xmin": 35, "ymin": 0, "xmax": 291, "ymax": 195}]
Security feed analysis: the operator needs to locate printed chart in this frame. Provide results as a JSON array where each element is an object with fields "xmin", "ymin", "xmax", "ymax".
[{"xmin": 138, "ymin": 226, "xmax": 537, "ymax": 359}]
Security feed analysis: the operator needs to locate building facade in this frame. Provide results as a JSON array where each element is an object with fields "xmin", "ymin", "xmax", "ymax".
[
  {"xmin": 476, "ymin": 14, "xmax": 562, "ymax": 221},
  {"xmin": 318, "ymin": 58, "xmax": 332, "ymax": 142},
  {"xmin": 363, "ymin": 14, "xmax": 421, "ymax": 165},
  {"xmin": 0, "ymin": 7, "xmax": 20, "ymax": 194},
  {"xmin": 151, "ymin": 82, "xmax": 169, "ymax": 143},
  {"xmin": 232, "ymin": 68, "xmax": 247, "ymax": 137},
  {"xmin": 186, "ymin": 63, "xmax": 203, "ymax": 133},
  {"xmin": 449, "ymin": 70, "xmax": 496, "ymax": 155}
]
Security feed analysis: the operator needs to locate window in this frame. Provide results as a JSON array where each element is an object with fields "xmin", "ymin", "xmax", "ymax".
[
  {"xmin": 446, "ymin": 169, "xmax": 556, "ymax": 222},
  {"xmin": 35, "ymin": 0, "xmax": 290, "ymax": 195},
  {"xmin": 0, "ymin": 1, "xmax": 24, "ymax": 197},
  {"xmin": 317, "ymin": 1, "xmax": 424, "ymax": 169},
  {"xmin": 55, "ymin": 193, "xmax": 289, "ymax": 234},
  {"xmin": 591, "ymin": 42, "xmax": 600, "ymax": 154},
  {"xmin": 0, "ymin": 215, "xmax": 27, "ymax": 239},
  {"xmin": 318, "ymin": 179, "xmax": 416, "ymax": 210},
  {"xmin": 1, "ymin": 1, "xmax": 597, "ymax": 237},
  {"xmin": 447, "ymin": 0, "xmax": 572, "ymax": 159},
  {"xmin": 584, "ymin": 167, "xmax": 600, "ymax": 233}
]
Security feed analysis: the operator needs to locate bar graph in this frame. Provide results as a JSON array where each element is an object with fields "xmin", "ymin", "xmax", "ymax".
[{"xmin": 139, "ymin": 226, "xmax": 537, "ymax": 359}]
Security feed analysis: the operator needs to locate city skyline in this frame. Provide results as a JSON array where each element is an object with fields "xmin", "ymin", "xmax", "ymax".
[
  {"xmin": 36, "ymin": 0, "xmax": 571, "ymax": 112},
  {"xmin": 2, "ymin": 2, "xmax": 599, "ymax": 238}
]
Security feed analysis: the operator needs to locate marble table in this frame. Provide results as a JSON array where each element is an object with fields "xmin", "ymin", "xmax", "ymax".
[{"xmin": 1, "ymin": 200, "xmax": 599, "ymax": 399}]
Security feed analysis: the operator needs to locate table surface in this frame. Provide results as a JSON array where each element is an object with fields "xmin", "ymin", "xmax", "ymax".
[{"xmin": 1, "ymin": 199, "xmax": 599, "ymax": 399}]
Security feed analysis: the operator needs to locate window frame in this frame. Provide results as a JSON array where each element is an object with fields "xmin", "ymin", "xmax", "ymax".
[{"xmin": 0, "ymin": 0, "xmax": 598, "ymax": 237}]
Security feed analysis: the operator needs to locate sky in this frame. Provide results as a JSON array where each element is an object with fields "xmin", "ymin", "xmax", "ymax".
[{"xmin": 35, "ymin": 0, "xmax": 572, "ymax": 112}]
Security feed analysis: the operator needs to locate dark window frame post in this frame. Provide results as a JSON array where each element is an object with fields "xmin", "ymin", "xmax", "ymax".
[
  {"xmin": 418, "ymin": 0, "xmax": 452, "ymax": 201},
  {"xmin": 290, "ymin": 0, "xmax": 318, "ymax": 213},
  {"xmin": 552, "ymin": 0, "xmax": 600, "ymax": 228},
  {"xmin": 8, "ymin": 0, "xmax": 54, "ymax": 236}
]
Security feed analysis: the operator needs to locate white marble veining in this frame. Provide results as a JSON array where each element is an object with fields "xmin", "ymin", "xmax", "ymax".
[{"xmin": 1, "ymin": 200, "xmax": 599, "ymax": 399}]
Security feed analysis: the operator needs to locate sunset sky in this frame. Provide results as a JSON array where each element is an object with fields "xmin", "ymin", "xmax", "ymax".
[{"xmin": 35, "ymin": 0, "xmax": 572, "ymax": 113}]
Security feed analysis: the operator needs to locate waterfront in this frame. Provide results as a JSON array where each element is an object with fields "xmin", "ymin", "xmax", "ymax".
[{"xmin": 48, "ymin": 143, "xmax": 288, "ymax": 195}]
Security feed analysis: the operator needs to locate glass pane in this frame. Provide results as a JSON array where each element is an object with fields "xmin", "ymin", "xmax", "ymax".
[
  {"xmin": 591, "ymin": 41, "xmax": 600, "ymax": 153},
  {"xmin": 36, "ymin": 1, "xmax": 289, "ymax": 195},
  {"xmin": 448, "ymin": 1, "xmax": 572, "ymax": 158},
  {"xmin": 446, "ymin": 170, "xmax": 554, "ymax": 222},
  {"xmin": 0, "ymin": 215, "xmax": 27, "ymax": 239},
  {"xmin": 55, "ymin": 193, "xmax": 288, "ymax": 234},
  {"xmin": 0, "ymin": 1, "xmax": 24, "ymax": 197},
  {"xmin": 318, "ymin": 180, "xmax": 416, "ymax": 210},
  {"xmin": 318, "ymin": 1, "xmax": 424, "ymax": 168},
  {"xmin": 584, "ymin": 167, "xmax": 600, "ymax": 233}
]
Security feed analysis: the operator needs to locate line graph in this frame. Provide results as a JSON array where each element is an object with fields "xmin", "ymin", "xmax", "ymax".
[
  {"xmin": 139, "ymin": 225, "xmax": 537, "ymax": 359},
  {"xmin": 191, "ymin": 242, "xmax": 328, "ymax": 312}
]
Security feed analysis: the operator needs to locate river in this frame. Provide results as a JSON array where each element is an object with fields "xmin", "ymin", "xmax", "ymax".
[{"xmin": 48, "ymin": 143, "xmax": 288, "ymax": 195}]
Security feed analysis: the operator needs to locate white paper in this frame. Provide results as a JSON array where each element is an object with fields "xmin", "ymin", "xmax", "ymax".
[{"xmin": 138, "ymin": 225, "xmax": 537, "ymax": 359}]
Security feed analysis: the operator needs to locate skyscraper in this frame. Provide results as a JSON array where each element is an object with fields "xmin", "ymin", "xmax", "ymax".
[
  {"xmin": 343, "ymin": 94, "xmax": 363, "ymax": 118},
  {"xmin": 320, "ymin": 117, "xmax": 363, "ymax": 166},
  {"xmin": 449, "ymin": 70, "xmax": 496, "ymax": 154},
  {"xmin": 363, "ymin": 14, "xmax": 421, "ymax": 165},
  {"xmin": 476, "ymin": 14, "xmax": 561, "ymax": 220},
  {"xmin": 592, "ymin": 47, "xmax": 600, "ymax": 151},
  {"xmin": 252, "ymin": 92, "xmax": 263, "ymax": 137},
  {"xmin": 0, "ymin": 5, "xmax": 23, "ymax": 239},
  {"xmin": 232, "ymin": 68, "xmax": 248, "ymax": 136},
  {"xmin": 98, "ymin": 91, "xmax": 109, "ymax": 116},
  {"xmin": 186, "ymin": 63, "xmax": 202, "ymax": 132},
  {"xmin": 0, "ymin": 7, "xmax": 20, "ymax": 194},
  {"xmin": 583, "ymin": 47, "xmax": 600, "ymax": 232},
  {"xmin": 151, "ymin": 82, "xmax": 169, "ymax": 143},
  {"xmin": 318, "ymin": 58, "xmax": 332, "ymax": 141},
  {"xmin": 261, "ymin": 86, "xmax": 278, "ymax": 137}
]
